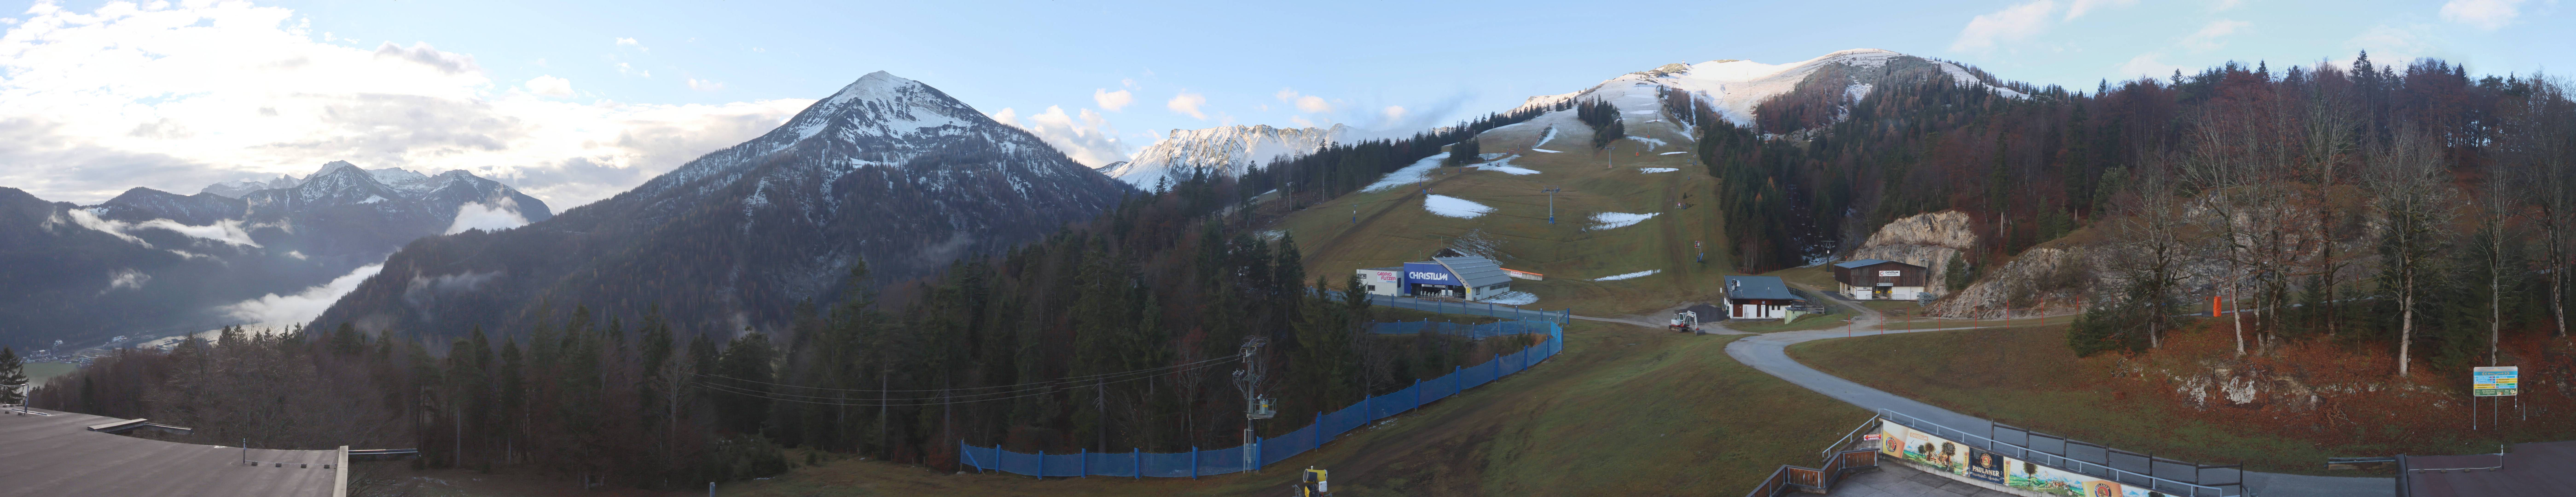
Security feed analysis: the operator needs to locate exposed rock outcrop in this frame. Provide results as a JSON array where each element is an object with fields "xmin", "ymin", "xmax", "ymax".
[{"xmin": 1848, "ymin": 210, "xmax": 1974, "ymax": 296}]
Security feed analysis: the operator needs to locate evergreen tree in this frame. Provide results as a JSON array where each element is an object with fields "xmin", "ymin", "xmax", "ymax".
[{"xmin": 0, "ymin": 347, "xmax": 24, "ymax": 405}]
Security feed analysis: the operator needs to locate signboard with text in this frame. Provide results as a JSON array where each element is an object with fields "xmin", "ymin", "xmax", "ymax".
[
  {"xmin": 1878, "ymin": 270, "xmax": 1903, "ymax": 277},
  {"xmin": 2474, "ymin": 366, "xmax": 2518, "ymax": 397}
]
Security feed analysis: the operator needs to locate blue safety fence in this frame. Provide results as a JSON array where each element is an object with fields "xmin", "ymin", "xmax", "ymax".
[
  {"xmin": 960, "ymin": 319, "xmax": 1564, "ymax": 478},
  {"xmin": 1362, "ymin": 294, "xmax": 1569, "ymax": 324},
  {"xmin": 1369, "ymin": 319, "xmax": 1554, "ymax": 339}
]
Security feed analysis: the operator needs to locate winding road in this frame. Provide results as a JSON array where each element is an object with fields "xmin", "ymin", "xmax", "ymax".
[{"xmin": 1721, "ymin": 285, "xmax": 2393, "ymax": 497}]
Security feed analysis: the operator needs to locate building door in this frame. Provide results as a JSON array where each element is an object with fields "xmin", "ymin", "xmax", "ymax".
[
  {"xmin": 1733, "ymin": 303, "xmax": 1744, "ymax": 318},
  {"xmin": 1873, "ymin": 287, "xmax": 1890, "ymax": 300}
]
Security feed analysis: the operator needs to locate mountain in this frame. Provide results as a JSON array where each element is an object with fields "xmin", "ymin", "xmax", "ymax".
[
  {"xmin": 1515, "ymin": 48, "xmax": 2022, "ymax": 133},
  {"xmin": 0, "ymin": 164, "xmax": 551, "ymax": 351},
  {"xmin": 309, "ymin": 71, "xmax": 1135, "ymax": 338},
  {"xmin": 1098, "ymin": 124, "xmax": 1352, "ymax": 189}
]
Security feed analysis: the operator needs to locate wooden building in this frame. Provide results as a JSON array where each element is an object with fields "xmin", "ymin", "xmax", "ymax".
[
  {"xmin": 1831, "ymin": 259, "xmax": 1928, "ymax": 301},
  {"xmin": 1722, "ymin": 275, "xmax": 1804, "ymax": 319}
]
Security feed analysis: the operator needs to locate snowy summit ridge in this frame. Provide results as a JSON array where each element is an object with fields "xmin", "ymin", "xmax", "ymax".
[
  {"xmin": 1099, "ymin": 123, "xmax": 1354, "ymax": 189},
  {"xmin": 1518, "ymin": 48, "xmax": 2023, "ymax": 128}
]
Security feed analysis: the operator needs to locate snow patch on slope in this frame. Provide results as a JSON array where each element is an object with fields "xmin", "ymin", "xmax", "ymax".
[
  {"xmin": 1362, "ymin": 152, "xmax": 1448, "ymax": 192},
  {"xmin": 1424, "ymin": 195, "xmax": 1494, "ymax": 218},
  {"xmin": 1593, "ymin": 269, "xmax": 1660, "ymax": 281},
  {"xmin": 1590, "ymin": 212, "xmax": 1659, "ymax": 229}
]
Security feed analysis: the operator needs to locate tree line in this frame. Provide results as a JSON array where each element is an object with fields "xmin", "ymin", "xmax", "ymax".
[{"xmin": 28, "ymin": 172, "xmax": 1525, "ymax": 489}]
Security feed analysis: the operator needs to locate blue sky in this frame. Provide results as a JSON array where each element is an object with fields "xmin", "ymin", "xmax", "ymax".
[{"xmin": 1, "ymin": 0, "xmax": 2565, "ymax": 206}]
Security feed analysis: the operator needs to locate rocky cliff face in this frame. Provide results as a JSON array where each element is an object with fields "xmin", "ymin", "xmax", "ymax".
[
  {"xmin": 1848, "ymin": 210, "xmax": 1974, "ymax": 296},
  {"xmin": 1100, "ymin": 124, "xmax": 1351, "ymax": 188}
]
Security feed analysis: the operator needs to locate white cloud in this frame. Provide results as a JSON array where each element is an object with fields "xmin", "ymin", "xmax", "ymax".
[
  {"xmin": 1093, "ymin": 88, "xmax": 1133, "ymax": 111},
  {"xmin": 616, "ymin": 61, "xmax": 650, "ymax": 78},
  {"xmin": 444, "ymin": 197, "xmax": 529, "ymax": 234},
  {"xmin": 0, "ymin": 1, "xmax": 812, "ymax": 207},
  {"xmin": 2344, "ymin": 25, "xmax": 2436, "ymax": 69},
  {"xmin": 1382, "ymin": 106, "xmax": 1406, "ymax": 121},
  {"xmin": 2063, "ymin": 0, "xmax": 2135, "ymax": 20},
  {"xmin": 2115, "ymin": 52, "xmax": 2191, "ymax": 80},
  {"xmin": 1951, "ymin": 0, "xmax": 2057, "ymax": 52},
  {"xmin": 614, "ymin": 37, "xmax": 644, "ymax": 51},
  {"xmin": 107, "ymin": 268, "xmax": 149, "ymax": 292},
  {"xmin": 220, "ymin": 263, "xmax": 381, "ymax": 329},
  {"xmin": 2180, "ymin": 20, "xmax": 2252, "ymax": 52},
  {"xmin": 687, "ymin": 78, "xmax": 725, "ymax": 92},
  {"xmin": 2439, "ymin": 0, "xmax": 2525, "ymax": 30},
  {"xmin": 1288, "ymin": 115, "xmax": 1315, "ymax": 127},
  {"xmin": 51, "ymin": 209, "xmax": 262, "ymax": 248},
  {"xmin": 525, "ymin": 75, "xmax": 574, "ymax": 97},
  {"xmin": 1120, "ymin": 78, "xmax": 1138, "ymax": 89},
  {"xmin": 1166, "ymin": 92, "xmax": 1207, "ymax": 120},
  {"xmin": 1295, "ymin": 95, "xmax": 1332, "ymax": 113},
  {"xmin": 990, "ymin": 105, "xmax": 1128, "ymax": 167},
  {"xmin": 1274, "ymin": 88, "xmax": 1300, "ymax": 101}
]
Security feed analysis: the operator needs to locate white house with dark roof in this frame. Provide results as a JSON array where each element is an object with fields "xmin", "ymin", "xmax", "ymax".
[{"xmin": 1722, "ymin": 275, "xmax": 1804, "ymax": 319}]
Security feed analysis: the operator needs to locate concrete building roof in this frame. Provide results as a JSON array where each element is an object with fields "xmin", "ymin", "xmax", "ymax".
[
  {"xmin": 0, "ymin": 407, "xmax": 343, "ymax": 497},
  {"xmin": 1723, "ymin": 275, "xmax": 1803, "ymax": 301},
  {"xmin": 1433, "ymin": 256, "xmax": 1512, "ymax": 288}
]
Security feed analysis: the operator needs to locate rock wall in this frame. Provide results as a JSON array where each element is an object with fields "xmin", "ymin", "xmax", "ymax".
[{"xmin": 1849, "ymin": 210, "xmax": 1974, "ymax": 296}]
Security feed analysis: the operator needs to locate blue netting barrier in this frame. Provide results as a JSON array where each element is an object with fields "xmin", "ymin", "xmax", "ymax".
[
  {"xmin": 963, "ymin": 319, "xmax": 1563, "ymax": 478},
  {"xmin": 1369, "ymin": 319, "xmax": 1554, "ymax": 339}
]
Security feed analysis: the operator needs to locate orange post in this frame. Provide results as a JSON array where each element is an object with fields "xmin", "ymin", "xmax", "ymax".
[{"xmin": 2211, "ymin": 296, "xmax": 2222, "ymax": 317}]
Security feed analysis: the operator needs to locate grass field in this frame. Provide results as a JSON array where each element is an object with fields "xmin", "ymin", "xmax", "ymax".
[
  {"xmin": 1267, "ymin": 110, "xmax": 1744, "ymax": 318},
  {"xmin": 391, "ymin": 321, "xmax": 1868, "ymax": 496},
  {"xmin": 1787, "ymin": 325, "xmax": 2399, "ymax": 475}
]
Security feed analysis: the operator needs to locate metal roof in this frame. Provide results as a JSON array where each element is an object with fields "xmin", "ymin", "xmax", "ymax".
[
  {"xmin": 0, "ymin": 407, "xmax": 344, "ymax": 497},
  {"xmin": 1433, "ymin": 256, "xmax": 1513, "ymax": 288},
  {"xmin": 1832, "ymin": 259, "xmax": 1893, "ymax": 269},
  {"xmin": 1723, "ymin": 275, "xmax": 1803, "ymax": 301}
]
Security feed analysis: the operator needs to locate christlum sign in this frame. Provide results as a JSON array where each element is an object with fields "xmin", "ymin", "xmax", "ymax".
[{"xmin": 2473, "ymin": 366, "xmax": 2517, "ymax": 397}]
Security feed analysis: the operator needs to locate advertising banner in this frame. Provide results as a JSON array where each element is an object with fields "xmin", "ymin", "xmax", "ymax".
[
  {"xmin": 1967, "ymin": 448, "xmax": 2006, "ymax": 485},
  {"xmin": 1879, "ymin": 422, "xmax": 2158, "ymax": 497}
]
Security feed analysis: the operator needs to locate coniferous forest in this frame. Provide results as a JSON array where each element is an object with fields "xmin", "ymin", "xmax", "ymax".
[{"xmin": 28, "ymin": 172, "xmax": 1533, "ymax": 489}]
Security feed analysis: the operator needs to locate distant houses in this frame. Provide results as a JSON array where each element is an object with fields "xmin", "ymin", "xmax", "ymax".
[
  {"xmin": 1722, "ymin": 275, "xmax": 1804, "ymax": 319},
  {"xmin": 1831, "ymin": 259, "xmax": 1928, "ymax": 301}
]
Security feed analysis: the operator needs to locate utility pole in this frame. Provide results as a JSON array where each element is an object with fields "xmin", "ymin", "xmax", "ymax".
[
  {"xmin": 1543, "ymin": 186, "xmax": 1562, "ymax": 224},
  {"xmin": 1230, "ymin": 337, "xmax": 1272, "ymax": 473}
]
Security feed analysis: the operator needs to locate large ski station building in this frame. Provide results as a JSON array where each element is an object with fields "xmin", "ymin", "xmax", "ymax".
[{"xmin": 1356, "ymin": 255, "xmax": 1515, "ymax": 301}]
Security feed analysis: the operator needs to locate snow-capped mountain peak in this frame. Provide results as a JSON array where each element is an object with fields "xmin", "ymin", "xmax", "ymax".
[
  {"xmin": 1518, "ymin": 48, "xmax": 2023, "ymax": 130},
  {"xmin": 1099, "ymin": 123, "xmax": 1353, "ymax": 188}
]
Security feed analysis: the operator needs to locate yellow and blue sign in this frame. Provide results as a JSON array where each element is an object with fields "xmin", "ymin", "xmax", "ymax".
[{"xmin": 2473, "ymin": 366, "xmax": 2518, "ymax": 397}]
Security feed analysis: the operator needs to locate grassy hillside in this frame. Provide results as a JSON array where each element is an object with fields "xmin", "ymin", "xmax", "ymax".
[
  {"xmin": 1266, "ymin": 111, "xmax": 1737, "ymax": 317},
  {"xmin": 388, "ymin": 321, "xmax": 1866, "ymax": 497}
]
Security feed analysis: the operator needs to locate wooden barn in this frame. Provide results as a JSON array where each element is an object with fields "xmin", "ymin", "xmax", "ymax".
[{"xmin": 1832, "ymin": 259, "xmax": 1929, "ymax": 301}]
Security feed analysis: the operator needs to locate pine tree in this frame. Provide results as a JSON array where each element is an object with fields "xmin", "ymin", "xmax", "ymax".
[{"xmin": 0, "ymin": 347, "xmax": 24, "ymax": 405}]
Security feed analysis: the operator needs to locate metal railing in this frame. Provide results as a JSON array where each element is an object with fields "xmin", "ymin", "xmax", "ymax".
[
  {"xmin": 1746, "ymin": 416, "xmax": 1886, "ymax": 497},
  {"xmin": 1878, "ymin": 409, "xmax": 2242, "ymax": 497}
]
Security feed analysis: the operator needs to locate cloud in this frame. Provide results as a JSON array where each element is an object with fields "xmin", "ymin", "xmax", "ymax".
[
  {"xmin": 525, "ymin": 75, "xmax": 574, "ymax": 97},
  {"xmin": 2344, "ymin": 25, "xmax": 2436, "ymax": 68},
  {"xmin": 2063, "ymin": 0, "xmax": 2135, "ymax": 20},
  {"xmin": 401, "ymin": 270, "xmax": 501, "ymax": 314},
  {"xmin": 990, "ymin": 105, "xmax": 1128, "ymax": 167},
  {"xmin": 614, "ymin": 37, "xmax": 645, "ymax": 51},
  {"xmin": 2439, "ymin": 0, "xmax": 2525, "ymax": 30},
  {"xmin": 107, "ymin": 268, "xmax": 149, "ymax": 292},
  {"xmin": 2115, "ymin": 52, "xmax": 2191, "ymax": 80},
  {"xmin": 616, "ymin": 62, "xmax": 651, "ymax": 78},
  {"xmin": 687, "ymin": 78, "xmax": 725, "ymax": 92},
  {"xmin": 1295, "ymin": 95, "xmax": 1332, "ymax": 113},
  {"xmin": 0, "ymin": 1, "xmax": 812, "ymax": 207},
  {"xmin": 219, "ymin": 263, "xmax": 382, "ymax": 329},
  {"xmin": 371, "ymin": 42, "xmax": 480, "ymax": 75},
  {"xmin": 1951, "ymin": 0, "xmax": 2057, "ymax": 52},
  {"xmin": 1093, "ymin": 88, "xmax": 1133, "ymax": 111},
  {"xmin": 2180, "ymin": 20, "xmax": 2252, "ymax": 52},
  {"xmin": 1382, "ymin": 106, "xmax": 1406, "ymax": 121},
  {"xmin": 51, "ymin": 209, "xmax": 262, "ymax": 248},
  {"xmin": 444, "ymin": 197, "xmax": 530, "ymax": 234},
  {"xmin": 1166, "ymin": 92, "xmax": 1207, "ymax": 120},
  {"xmin": 1274, "ymin": 88, "xmax": 1299, "ymax": 101}
]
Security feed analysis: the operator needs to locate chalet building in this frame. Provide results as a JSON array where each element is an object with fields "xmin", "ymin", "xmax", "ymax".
[
  {"xmin": 1722, "ymin": 275, "xmax": 1805, "ymax": 319},
  {"xmin": 1832, "ymin": 259, "xmax": 1928, "ymax": 301}
]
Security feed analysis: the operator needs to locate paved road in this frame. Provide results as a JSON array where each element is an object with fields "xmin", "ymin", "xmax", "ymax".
[{"xmin": 1726, "ymin": 285, "xmax": 2393, "ymax": 497}]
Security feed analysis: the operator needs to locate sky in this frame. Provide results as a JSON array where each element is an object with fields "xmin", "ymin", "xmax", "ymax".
[{"xmin": 1, "ymin": 0, "xmax": 2565, "ymax": 208}]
